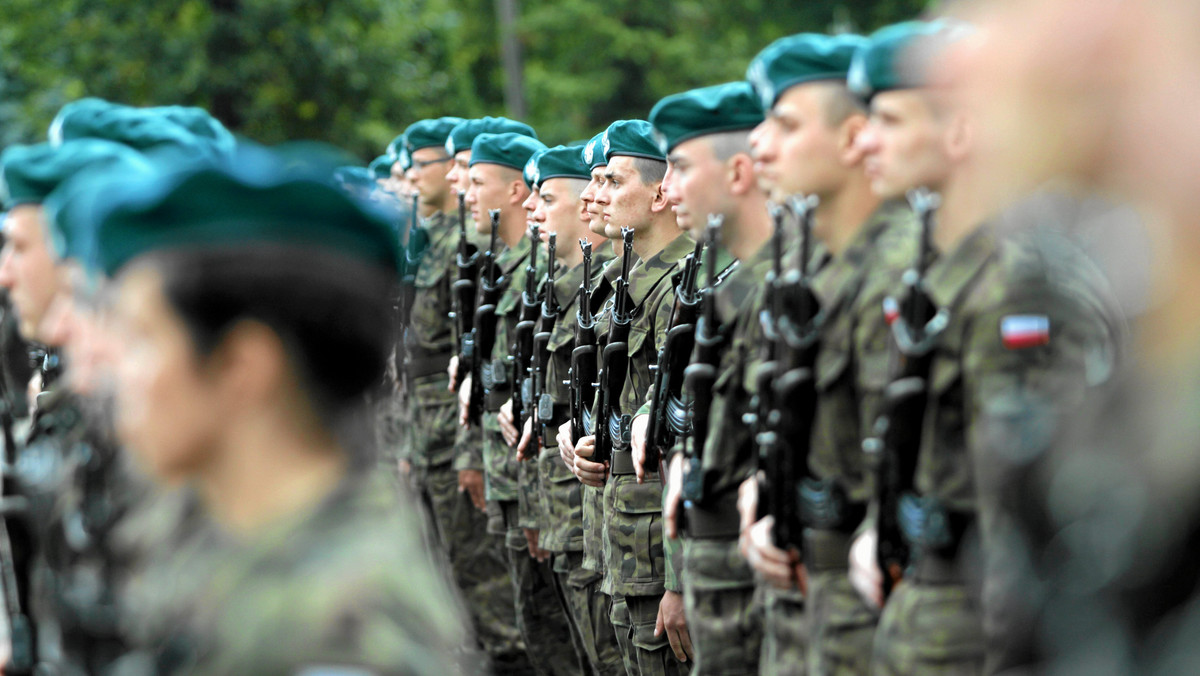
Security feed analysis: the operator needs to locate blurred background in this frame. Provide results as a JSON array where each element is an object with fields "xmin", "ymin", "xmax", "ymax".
[{"xmin": 0, "ymin": 0, "xmax": 930, "ymax": 159}]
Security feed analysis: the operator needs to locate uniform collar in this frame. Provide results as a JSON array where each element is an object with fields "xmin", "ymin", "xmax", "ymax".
[
  {"xmin": 628, "ymin": 232, "xmax": 694, "ymax": 307},
  {"xmin": 813, "ymin": 200, "xmax": 906, "ymax": 309},
  {"xmin": 927, "ymin": 224, "xmax": 997, "ymax": 311}
]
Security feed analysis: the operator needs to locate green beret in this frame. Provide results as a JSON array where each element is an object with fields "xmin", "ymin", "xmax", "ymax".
[
  {"xmin": 446, "ymin": 117, "xmax": 538, "ymax": 156},
  {"xmin": 368, "ymin": 155, "xmax": 392, "ymax": 180},
  {"xmin": 602, "ymin": 120, "xmax": 665, "ymax": 163},
  {"xmin": 649, "ymin": 82, "xmax": 764, "ymax": 155},
  {"xmin": 151, "ymin": 105, "xmax": 237, "ymax": 154},
  {"xmin": 334, "ymin": 166, "xmax": 377, "ymax": 195},
  {"xmin": 534, "ymin": 145, "xmax": 591, "ymax": 187},
  {"xmin": 1, "ymin": 139, "xmax": 149, "ymax": 209},
  {"xmin": 469, "ymin": 132, "xmax": 547, "ymax": 172},
  {"xmin": 582, "ymin": 131, "xmax": 607, "ymax": 171},
  {"xmin": 746, "ymin": 33, "xmax": 867, "ymax": 111},
  {"xmin": 51, "ymin": 106, "xmax": 223, "ymax": 159},
  {"xmin": 403, "ymin": 117, "xmax": 464, "ymax": 153},
  {"xmin": 848, "ymin": 21, "xmax": 949, "ymax": 100},
  {"xmin": 43, "ymin": 150, "xmax": 156, "ymax": 264},
  {"xmin": 48, "ymin": 98, "xmax": 126, "ymax": 145},
  {"xmin": 523, "ymin": 148, "xmax": 548, "ymax": 190},
  {"xmin": 93, "ymin": 143, "xmax": 401, "ymax": 276},
  {"xmin": 386, "ymin": 134, "xmax": 411, "ymax": 172}
]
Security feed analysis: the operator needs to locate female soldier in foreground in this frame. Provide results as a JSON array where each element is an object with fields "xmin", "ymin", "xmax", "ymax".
[{"xmin": 81, "ymin": 145, "xmax": 476, "ymax": 674}]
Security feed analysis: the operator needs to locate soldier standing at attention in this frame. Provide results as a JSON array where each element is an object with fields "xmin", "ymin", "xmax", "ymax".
[
  {"xmin": 573, "ymin": 119, "xmax": 694, "ymax": 676},
  {"xmin": 737, "ymin": 31, "xmax": 925, "ymax": 676},
  {"xmin": 401, "ymin": 117, "xmax": 529, "ymax": 672},
  {"xmin": 634, "ymin": 81, "xmax": 765, "ymax": 676},
  {"xmin": 835, "ymin": 22, "xmax": 1123, "ymax": 675}
]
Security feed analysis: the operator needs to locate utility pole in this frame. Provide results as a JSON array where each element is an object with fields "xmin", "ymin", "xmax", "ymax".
[{"xmin": 494, "ymin": 0, "xmax": 527, "ymax": 119}]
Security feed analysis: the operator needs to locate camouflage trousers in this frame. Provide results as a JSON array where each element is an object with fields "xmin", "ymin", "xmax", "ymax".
[
  {"xmin": 418, "ymin": 462, "xmax": 529, "ymax": 672},
  {"xmin": 805, "ymin": 568, "xmax": 878, "ymax": 675},
  {"xmin": 552, "ymin": 551, "xmax": 627, "ymax": 676},
  {"xmin": 871, "ymin": 581, "xmax": 984, "ymax": 676},
  {"xmin": 759, "ymin": 585, "xmax": 808, "ymax": 676},
  {"xmin": 681, "ymin": 538, "xmax": 762, "ymax": 676},
  {"xmin": 502, "ymin": 506, "xmax": 583, "ymax": 676},
  {"xmin": 611, "ymin": 594, "xmax": 691, "ymax": 676}
]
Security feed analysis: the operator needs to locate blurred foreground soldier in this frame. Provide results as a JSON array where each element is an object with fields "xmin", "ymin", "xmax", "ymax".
[
  {"xmin": 573, "ymin": 119, "xmax": 694, "ymax": 676},
  {"xmin": 641, "ymin": 81, "xmax": 764, "ymax": 676},
  {"xmin": 836, "ymin": 21, "xmax": 1124, "ymax": 676},
  {"xmin": 0, "ymin": 139, "xmax": 157, "ymax": 674},
  {"xmin": 401, "ymin": 118, "xmax": 530, "ymax": 672},
  {"xmin": 943, "ymin": 0, "xmax": 1200, "ymax": 671},
  {"xmin": 737, "ymin": 30, "xmax": 923, "ymax": 676},
  {"xmin": 83, "ymin": 144, "xmax": 476, "ymax": 673}
]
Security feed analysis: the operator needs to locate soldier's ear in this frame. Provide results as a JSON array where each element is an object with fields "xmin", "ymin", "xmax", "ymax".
[
  {"xmin": 945, "ymin": 112, "xmax": 975, "ymax": 164},
  {"xmin": 726, "ymin": 153, "xmax": 758, "ymax": 197},
  {"xmin": 839, "ymin": 114, "xmax": 869, "ymax": 167},
  {"xmin": 509, "ymin": 180, "xmax": 529, "ymax": 206},
  {"xmin": 649, "ymin": 180, "xmax": 671, "ymax": 214}
]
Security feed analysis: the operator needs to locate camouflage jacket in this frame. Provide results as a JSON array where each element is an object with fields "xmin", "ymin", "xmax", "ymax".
[
  {"xmin": 809, "ymin": 201, "xmax": 919, "ymax": 507},
  {"xmin": 136, "ymin": 473, "xmax": 477, "ymax": 675}
]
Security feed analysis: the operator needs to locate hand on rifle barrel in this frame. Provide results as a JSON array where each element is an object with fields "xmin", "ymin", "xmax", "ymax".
[
  {"xmin": 744, "ymin": 515, "xmax": 807, "ymax": 593},
  {"xmin": 630, "ymin": 413, "xmax": 650, "ymax": 484},
  {"xmin": 457, "ymin": 374, "xmax": 472, "ymax": 427},
  {"xmin": 572, "ymin": 436, "xmax": 607, "ymax": 488},
  {"xmin": 515, "ymin": 418, "xmax": 534, "ymax": 461},
  {"xmin": 498, "ymin": 399, "xmax": 519, "ymax": 446},
  {"xmin": 447, "ymin": 355, "xmax": 460, "ymax": 391},
  {"xmin": 849, "ymin": 527, "xmax": 884, "ymax": 610},
  {"xmin": 556, "ymin": 421, "xmax": 576, "ymax": 471}
]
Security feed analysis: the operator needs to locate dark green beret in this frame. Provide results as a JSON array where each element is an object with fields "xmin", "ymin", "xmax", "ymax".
[
  {"xmin": 403, "ymin": 117, "xmax": 464, "ymax": 153},
  {"xmin": 51, "ymin": 106, "xmax": 223, "ymax": 159},
  {"xmin": 602, "ymin": 120, "xmax": 665, "ymax": 163},
  {"xmin": 368, "ymin": 155, "xmax": 392, "ymax": 180},
  {"xmin": 746, "ymin": 33, "xmax": 867, "ymax": 111},
  {"xmin": 446, "ymin": 117, "xmax": 538, "ymax": 156},
  {"xmin": 469, "ymin": 132, "xmax": 547, "ymax": 172},
  {"xmin": 93, "ymin": 143, "xmax": 401, "ymax": 276},
  {"xmin": 1, "ymin": 139, "xmax": 150, "ymax": 209},
  {"xmin": 386, "ymin": 134, "xmax": 411, "ymax": 172},
  {"xmin": 334, "ymin": 166, "xmax": 377, "ymax": 195},
  {"xmin": 848, "ymin": 21, "xmax": 947, "ymax": 100},
  {"xmin": 534, "ymin": 145, "xmax": 591, "ymax": 186},
  {"xmin": 43, "ymin": 149, "xmax": 156, "ymax": 264},
  {"xmin": 649, "ymin": 82, "xmax": 764, "ymax": 155},
  {"xmin": 49, "ymin": 98, "xmax": 126, "ymax": 145},
  {"xmin": 582, "ymin": 131, "xmax": 607, "ymax": 170},
  {"xmin": 523, "ymin": 148, "xmax": 548, "ymax": 190},
  {"xmin": 151, "ymin": 105, "xmax": 237, "ymax": 154}
]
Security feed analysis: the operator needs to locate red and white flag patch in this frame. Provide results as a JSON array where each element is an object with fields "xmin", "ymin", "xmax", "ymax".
[{"xmin": 1000, "ymin": 314, "xmax": 1050, "ymax": 349}]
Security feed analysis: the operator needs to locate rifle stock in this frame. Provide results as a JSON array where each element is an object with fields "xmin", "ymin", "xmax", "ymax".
[
  {"xmin": 593, "ymin": 227, "xmax": 635, "ymax": 465},
  {"xmin": 467, "ymin": 210, "xmax": 504, "ymax": 425},
  {"xmin": 452, "ymin": 190, "xmax": 480, "ymax": 386},
  {"xmin": 569, "ymin": 240, "xmax": 597, "ymax": 444}
]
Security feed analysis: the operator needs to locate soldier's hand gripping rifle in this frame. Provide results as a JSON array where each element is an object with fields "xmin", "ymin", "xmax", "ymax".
[
  {"xmin": 467, "ymin": 210, "xmax": 504, "ymax": 426},
  {"xmin": 679, "ymin": 217, "xmax": 727, "ymax": 510},
  {"xmin": 511, "ymin": 225, "xmax": 542, "ymax": 436},
  {"xmin": 864, "ymin": 188, "xmax": 947, "ymax": 600},
  {"xmin": 645, "ymin": 230, "xmax": 706, "ymax": 479},
  {"xmin": 531, "ymin": 233, "xmax": 559, "ymax": 455},
  {"xmin": 593, "ymin": 227, "xmax": 636, "ymax": 466},
  {"xmin": 756, "ymin": 196, "xmax": 822, "ymax": 552},
  {"xmin": 569, "ymin": 241, "xmax": 598, "ymax": 444},
  {"xmin": 451, "ymin": 190, "xmax": 481, "ymax": 387}
]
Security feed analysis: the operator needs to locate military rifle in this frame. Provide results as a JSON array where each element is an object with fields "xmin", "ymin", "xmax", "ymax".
[
  {"xmin": 568, "ymin": 241, "xmax": 598, "ymax": 444},
  {"xmin": 467, "ymin": 210, "xmax": 504, "ymax": 426},
  {"xmin": 593, "ymin": 227, "xmax": 635, "ymax": 466},
  {"xmin": 645, "ymin": 231, "xmax": 706, "ymax": 478},
  {"xmin": 531, "ymin": 233, "xmax": 559, "ymax": 455},
  {"xmin": 396, "ymin": 194, "xmax": 421, "ymax": 396},
  {"xmin": 756, "ymin": 196, "xmax": 822, "ymax": 552},
  {"xmin": 865, "ymin": 188, "xmax": 947, "ymax": 600},
  {"xmin": 451, "ymin": 190, "xmax": 480, "ymax": 387},
  {"xmin": 511, "ymin": 225, "xmax": 542, "ymax": 436},
  {"xmin": 678, "ymin": 217, "xmax": 726, "ymax": 508}
]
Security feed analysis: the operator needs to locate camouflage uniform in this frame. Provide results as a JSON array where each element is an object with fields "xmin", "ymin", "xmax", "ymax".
[
  {"xmin": 601, "ymin": 233, "xmax": 693, "ymax": 676},
  {"xmin": 405, "ymin": 210, "xmax": 526, "ymax": 670},
  {"xmin": 484, "ymin": 235, "xmax": 580, "ymax": 675},
  {"xmin": 800, "ymin": 202, "xmax": 918, "ymax": 676},
  {"xmin": 871, "ymin": 225, "xmax": 1122, "ymax": 676},
  {"xmin": 127, "ymin": 473, "xmax": 480, "ymax": 674},
  {"xmin": 538, "ymin": 247, "xmax": 627, "ymax": 676}
]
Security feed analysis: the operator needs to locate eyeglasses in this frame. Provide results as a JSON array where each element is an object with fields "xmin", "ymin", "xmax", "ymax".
[{"xmin": 411, "ymin": 156, "xmax": 452, "ymax": 170}]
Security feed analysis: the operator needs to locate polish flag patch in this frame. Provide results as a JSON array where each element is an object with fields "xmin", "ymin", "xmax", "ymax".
[
  {"xmin": 883, "ymin": 297, "xmax": 900, "ymax": 326},
  {"xmin": 1000, "ymin": 315, "xmax": 1050, "ymax": 349}
]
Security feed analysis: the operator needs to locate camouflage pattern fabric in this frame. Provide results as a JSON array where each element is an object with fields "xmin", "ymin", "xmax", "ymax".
[
  {"xmin": 611, "ymin": 593, "xmax": 691, "ymax": 676},
  {"xmin": 680, "ymin": 539, "xmax": 762, "ymax": 676},
  {"xmin": 871, "ymin": 582, "xmax": 982, "ymax": 676},
  {"xmin": 759, "ymin": 586, "xmax": 807, "ymax": 676},
  {"xmin": 804, "ymin": 569, "xmax": 877, "ymax": 676},
  {"xmin": 505, "ymin": 544, "xmax": 584, "ymax": 675},
  {"xmin": 552, "ymin": 551, "xmax": 626, "ymax": 676}
]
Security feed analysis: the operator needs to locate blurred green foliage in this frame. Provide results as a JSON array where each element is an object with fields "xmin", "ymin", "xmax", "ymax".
[{"xmin": 0, "ymin": 0, "xmax": 929, "ymax": 160}]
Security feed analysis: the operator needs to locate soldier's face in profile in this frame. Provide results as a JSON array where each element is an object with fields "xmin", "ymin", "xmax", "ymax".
[
  {"xmin": 580, "ymin": 167, "xmax": 608, "ymax": 238},
  {"xmin": 409, "ymin": 147, "xmax": 452, "ymax": 207},
  {"xmin": 0, "ymin": 206, "xmax": 62, "ymax": 342},
  {"xmin": 596, "ymin": 156, "xmax": 657, "ymax": 239},
  {"xmin": 665, "ymin": 137, "xmax": 732, "ymax": 239},
  {"xmin": 535, "ymin": 178, "xmax": 586, "ymax": 249},
  {"xmin": 466, "ymin": 163, "xmax": 522, "ymax": 235},
  {"xmin": 522, "ymin": 187, "xmax": 542, "ymax": 231},
  {"xmin": 446, "ymin": 151, "xmax": 471, "ymax": 194},
  {"xmin": 858, "ymin": 90, "xmax": 953, "ymax": 200},
  {"xmin": 109, "ymin": 263, "xmax": 225, "ymax": 484},
  {"xmin": 751, "ymin": 84, "xmax": 847, "ymax": 201}
]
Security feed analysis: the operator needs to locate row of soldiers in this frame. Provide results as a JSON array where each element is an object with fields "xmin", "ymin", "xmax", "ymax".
[{"xmin": 377, "ymin": 17, "xmax": 1127, "ymax": 676}]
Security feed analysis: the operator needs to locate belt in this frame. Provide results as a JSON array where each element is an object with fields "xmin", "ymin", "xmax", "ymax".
[
  {"xmin": 406, "ymin": 351, "xmax": 452, "ymax": 380},
  {"xmin": 911, "ymin": 552, "xmax": 964, "ymax": 585},
  {"xmin": 685, "ymin": 492, "xmax": 740, "ymax": 540},
  {"xmin": 610, "ymin": 450, "xmax": 636, "ymax": 476},
  {"xmin": 803, "ymin": 529, "xmax": 852, "ymax": 572}
]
